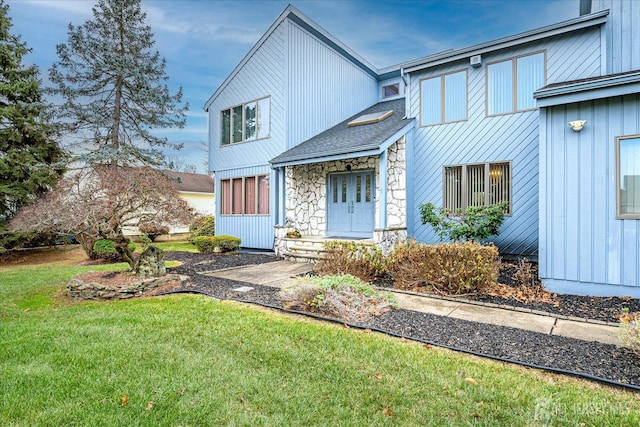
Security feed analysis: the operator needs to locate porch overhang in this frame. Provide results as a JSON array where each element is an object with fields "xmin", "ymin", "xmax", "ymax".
[
  {"xmin": 270, "ymin": 119, "xmax": 416, "ymax": 168},
  {"xmin": 270, "ymin": 98, "xmax": 415, "ymax": 168}
]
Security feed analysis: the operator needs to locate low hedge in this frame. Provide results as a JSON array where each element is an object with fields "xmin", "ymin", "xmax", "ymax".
[
  {"xmin": 93, "ymin": 239, "xmax": 137, "ymax": 261},
  {"xmin": 388, "ymin": 240, "xmax": 500, "ymax": 295},
  {"xmin": 193, "ymin": 235, "xmax": 240, "ymax": 253}
]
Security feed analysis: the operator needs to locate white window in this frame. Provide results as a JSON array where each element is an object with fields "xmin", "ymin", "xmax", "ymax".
[
  {"xmin": 617, "ymin": 135, "xmax": 640, "ymax": 218},
  {"xmin": 487, "ymin": 51, "xmax": 545, "ymax": 115},
  {"xmin": 220, "ymin": 97, "xmax": 270, "ymax": 146},
  {"xmin": 420, "ymin": 70, "xmax": 467, "ymax": 126},
  {"xmin": 443, "ymin": 162, "xmax": 511, "ymax": 213}
]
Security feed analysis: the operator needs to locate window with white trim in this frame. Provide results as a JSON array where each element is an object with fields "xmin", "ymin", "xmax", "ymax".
[
  {"xmin": 617, "ymin": 135, "xmax": 640, "ymax": 218},
  {"xmin": 443, "ymin": 162, "xmax": 511, "ymax": 213},
  {"xmin": 220, "ymin": 175, "xmax": 269, "ymax": 215},
  {"xmin": 420, "ymin": 69, "xmax": 467, "ymax": 125},
  {"xmin": 487, "ymin": 51, "xmax": 545, "ymax": 115},
  {"xmin": 220, "ymin": 97, "xmax": 270, "ymax": 146}
]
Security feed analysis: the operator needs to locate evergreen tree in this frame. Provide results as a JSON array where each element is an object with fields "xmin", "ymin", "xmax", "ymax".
[
  {"xmin": 49, "ymin": 0, "xmax": 188, "ymax": 167},
  {"xmin": 0, "ymin": 0, "xmax": 65, "ymax": 226}
]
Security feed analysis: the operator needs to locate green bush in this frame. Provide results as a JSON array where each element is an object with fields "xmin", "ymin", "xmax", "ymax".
[
  {"xmin": 419, "ymin": 201, "xmax": 509, "ymax": 242},
  {"xmin": 193, "ymin": 235, "xmax": 240, "ymax": 253},
  {"xmin": 315, "ymin": 241, "xmax": 387, "ymax": 282},
  {"xmin": 93, "ymin": 239, "xmax": 137, "ymax": 261},
  {"xmin": 280, "ymin": 274, "xmax": 397, "ymax": 322},
  {"xmin": 188, "ymin": 215, "xmax": 215, "ymax": 244},
  {"xmin": 388, "ymin": 240, "xmax": 500, "ymax": 295}
]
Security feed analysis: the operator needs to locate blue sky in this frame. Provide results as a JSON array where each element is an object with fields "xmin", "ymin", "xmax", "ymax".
[{"xmin": 7, "ymin": 0, "xmax": 579, "ymax": 172}]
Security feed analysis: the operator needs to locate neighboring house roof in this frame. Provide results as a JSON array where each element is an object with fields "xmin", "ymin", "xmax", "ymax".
[
  {"xmin": 400, "ymin": 9, "xmax": 608, "ymax": 74},
  {"xmin": 270, "ymin": 98, "xmax": 415, "ymax": 168},
  {"xmin": 162, "ymin": 170, "xmax": 214, "ymax": 194},
  {"xmin": 203, "ymin": 5, "xmax": 384, "ymax": 111}
]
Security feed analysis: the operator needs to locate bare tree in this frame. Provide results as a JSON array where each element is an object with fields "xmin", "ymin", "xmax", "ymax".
[{"xmin": 11, "ymin": 166, "xmax": 195, "ymax": 268}]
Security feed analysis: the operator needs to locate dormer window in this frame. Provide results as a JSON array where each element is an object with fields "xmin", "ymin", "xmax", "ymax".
[
  {"xmin": 382, "ymin": 83, "xmax": 400, "ymax": 99},
  {"xmin": 220, "ymin": 97, "xmax": 270, "ymax": 146}
]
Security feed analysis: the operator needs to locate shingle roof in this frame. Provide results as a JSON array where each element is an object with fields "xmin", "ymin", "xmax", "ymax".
[
  {"xmin": 270, "ymin": 98, "xmax": 412, "ymax": 166},
  {"xmin": 162, "ymin": 170, "xmax": 214, "ymax": 194}
]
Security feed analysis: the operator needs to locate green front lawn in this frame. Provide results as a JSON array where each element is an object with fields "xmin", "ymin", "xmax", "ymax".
[{"xmin": 1, "ymin": 258, "xmax": 639, "ymax": 425}]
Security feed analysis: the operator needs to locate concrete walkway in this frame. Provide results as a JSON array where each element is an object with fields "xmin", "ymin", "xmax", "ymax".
[{"xmin": 207, "ymin": 260, "xmax": 621, "ymax": 346}]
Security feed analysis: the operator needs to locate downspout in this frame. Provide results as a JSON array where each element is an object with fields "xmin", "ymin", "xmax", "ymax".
[{"xmin": 401, "ymin": 67, "xmax": 409, "ymax": 119}]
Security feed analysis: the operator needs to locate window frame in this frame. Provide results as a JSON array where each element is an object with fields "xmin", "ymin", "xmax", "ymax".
[
  {"xmin": 419, "ymin": 68, "xmax": 468, "ymax": 127},
  {"xmin": 220, "ymin": 96, "xmax": 270, "ymax": 147},
  {"xmin": 382, "ymin": 83, "xmax": 400, "ymax": 99},
  {"xmin": 442, "ymin": 161, "xmax": 512, "ymax": 215},
  {"xmin": 219, "ymin": 175, "xmax": 270, "ymax": 216},
  {"xmin": 485, "ymin": 50, "xmax": 546, "ymax": 117},
  {"xmin": 616, "ymin": 134, "xmax": 640, "ymax": 219}
]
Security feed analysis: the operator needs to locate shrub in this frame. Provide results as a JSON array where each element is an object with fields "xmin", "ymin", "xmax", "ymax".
[
  {"xmin": 280, "ymin": 274, "xmax": 397, "ymax": 322},
  {"xmin": 188, "ymin": 215, "xmax": 215, "ymax": 244},
  {"xmin": 315, "ymin": 241, "xmax": 387, "ymax": 282},
  {"xmin": 193, "ymin": 235, "xmax": 240, "ymax": 253},
  {"xmin": 137, "ymin": 221, "xmax": 169, "ymax": 242},
  {"xmin": 619, "ymin": 310, "xmax": 640, "ymax": 356},
  {"xmin": 388, "ymin": 240, "xmax": 500, "ymax": 295},
  {"xmin": 93, "ymin": 239, "xmax": 137, "ymax": 261},
  {"xmin": 419, "ymin": 201, "xmax": 509, "ymax": 242}
]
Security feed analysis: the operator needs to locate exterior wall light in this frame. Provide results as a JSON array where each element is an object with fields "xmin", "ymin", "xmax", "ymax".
[{"xmin": 568, "ymin": 120, "xmax": 587, "ymax": 132}]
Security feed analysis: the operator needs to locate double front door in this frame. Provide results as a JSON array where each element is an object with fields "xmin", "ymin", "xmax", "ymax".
[{"xmin": 327, "ymin": 171, "xmax": 375, "ymax": 237}]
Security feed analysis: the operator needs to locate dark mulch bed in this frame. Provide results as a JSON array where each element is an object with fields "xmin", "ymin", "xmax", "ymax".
[{"xmin": 162, "ymin": 251, "xmax": 640, "ymax": 388}]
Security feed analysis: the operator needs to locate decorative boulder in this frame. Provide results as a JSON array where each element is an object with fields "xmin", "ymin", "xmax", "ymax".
[{"xmin": 135, "ymin": 245, "xmax": 166, "ymax": 277}]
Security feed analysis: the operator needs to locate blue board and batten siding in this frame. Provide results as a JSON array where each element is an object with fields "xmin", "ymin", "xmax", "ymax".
[
  {"xmin": 407, "ymin": 27, "xmax": 602, "ymax": 257},
  {"xmin": 208, "ymin": 14, "xmax": 380, "ymax": 249},
  {"xmin": 540, "ymin": 94, "xmax": 640, "ymax": 297},
  {"xmin": 595, "ymin": 0, "xmax": 640, "ymax": 74},
  {"xmin": 285, "ymin": 21, "xmax": 378, "ymax": 149}
]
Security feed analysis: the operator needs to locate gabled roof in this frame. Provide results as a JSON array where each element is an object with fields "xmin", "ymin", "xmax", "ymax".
[
  {"xmin": 400, "ymin": 9, "xmax": 608, "ymax": 74},
  {"xmin": 270, "ymin": 98, "xmax": 414, "ymax": 168},
  {"xmin": 162, "ymin": 170, "xmax": 214, "ymax": 194},
  {"xmin": 203, "ymin": 4, "xmax": 382, "ymax": 111}
]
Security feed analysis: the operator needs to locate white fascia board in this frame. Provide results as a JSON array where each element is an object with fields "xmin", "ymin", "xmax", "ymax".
[{"xmin": 404, "ymin": 10, "xmax": 608, "ymax": 74}]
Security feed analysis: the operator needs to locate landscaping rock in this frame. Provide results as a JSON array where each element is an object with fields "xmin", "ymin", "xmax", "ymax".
[
  {"xmin": 135, "ymin": 245, "xmax": 166, "ymax": 277},
  {"xmin": 67, "ymin": 273, "xmax": 182, "ymax": 300}
]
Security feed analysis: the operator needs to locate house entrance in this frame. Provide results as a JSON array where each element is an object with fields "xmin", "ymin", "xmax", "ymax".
[{"xmin": 327, "ymin": 171, "xmax": 375, "ymax": 237}]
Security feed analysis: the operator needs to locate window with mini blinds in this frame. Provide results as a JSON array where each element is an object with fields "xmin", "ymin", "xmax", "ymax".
[
  {"xmin": 443, "ymin": 162, "xmax": 511, "ymax": 214},
  {"xmin": 220, "ymin": 97, "xmax": 270, "ymax": 146},
  {"xmin": 220, "ymin": 175, "xmax": 269, "ymax": 215}
]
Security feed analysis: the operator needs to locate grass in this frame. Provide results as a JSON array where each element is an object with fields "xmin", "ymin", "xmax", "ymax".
[{"xmin": 2, "ymin": 252, "xmax": 640, "ymax": 425}]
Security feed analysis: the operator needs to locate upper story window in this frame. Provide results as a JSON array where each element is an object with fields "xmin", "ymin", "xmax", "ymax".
[
  {"xmin": 617, "ymin": 135, "xmax": 640, "ymax": 219},
  {"xmin": 382, "ymin": 83, "xmax": 400, "ymax": 99},
  {"xmin": 486, "ymin": 51, "xmax": 545, "ymax": 116},
  {"xmin": 443, "ymin": 161, "xmax": 511, "ymax": 214},
  {"xmin": 220, "ymin": 97, "xmax": 270, "ymax": 146},
  {"xmin": 420, "ymin": 69, "xmax": 467, "ymax": 126}
]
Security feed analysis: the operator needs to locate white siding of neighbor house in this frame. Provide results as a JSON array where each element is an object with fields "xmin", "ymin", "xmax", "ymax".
[
  {"xmin": 539, "ymin": 94, "xmax": 640, "ymax": 297},
  {"xmin": 407, "ymin": 27, "xmax": 602, "ymax": 257}
]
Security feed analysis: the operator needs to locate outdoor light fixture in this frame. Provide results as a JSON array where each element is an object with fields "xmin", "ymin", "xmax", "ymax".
[{"xmin": 568, "ymin": 120, "xmax": 587, "ymax": 132}]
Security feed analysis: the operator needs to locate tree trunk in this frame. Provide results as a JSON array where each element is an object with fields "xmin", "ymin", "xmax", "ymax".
[
  {"xmin": 113, "ymin": 236, "xmax": 136, "ymax": 269},
  {"xmin": 77, "ymin": 233, "xmax": 99, "ymax": 259}
]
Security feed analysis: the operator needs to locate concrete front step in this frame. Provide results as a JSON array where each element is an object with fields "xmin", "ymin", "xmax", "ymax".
[{"xmin": 280, "ymin": 236, "xmax": 375, "ymax": 263}]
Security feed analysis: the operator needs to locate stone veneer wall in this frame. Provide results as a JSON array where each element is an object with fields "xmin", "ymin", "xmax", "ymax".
[{"xmin": 284, "ymin": 137, "xmax": 407, "ymax": 236}]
